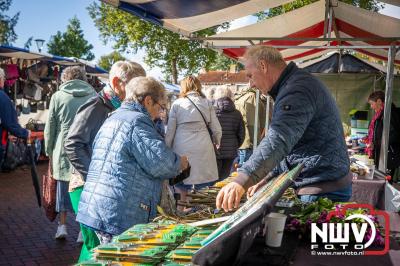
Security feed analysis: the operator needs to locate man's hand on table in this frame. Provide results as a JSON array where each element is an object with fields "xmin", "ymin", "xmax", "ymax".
[
  {"xmin": 247, "ymin": 178, "xmax": 267, "ymax": 199},
  {"xmin": 216, "ymin": 172, "xmax": 248, "ymax": 212}
]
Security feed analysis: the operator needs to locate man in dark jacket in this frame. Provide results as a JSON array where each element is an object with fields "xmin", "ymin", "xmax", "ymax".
[
  {"xmin": 64, "ymin": 61, "xmax": 146, "ymax": 178},
  {"xmin": 0, "ymin": 68, "xmax": 30, "ymax": 167},
  {"xmin": 214, "ymin": 86, "xmax": 245, "ymax": 180},
  {"xmin": 63, "ymin": 61, "xmax": 145, "ymax": 261},
  {"xmin": 216, "ymin": 46, "xmax": 351, "ymax": 212}
]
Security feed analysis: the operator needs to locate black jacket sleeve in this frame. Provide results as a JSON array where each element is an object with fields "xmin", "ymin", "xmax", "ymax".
[
  {"xmin": 236, "ymin": 111, "xmax": 245, "ymax": 148},
  {"xmin": 64, "ymin": 97, "xmax": 110, "ymax": 179},
  {"xmin": 0, "ymin": 91, "xmax": 28, "ymax": 139}
]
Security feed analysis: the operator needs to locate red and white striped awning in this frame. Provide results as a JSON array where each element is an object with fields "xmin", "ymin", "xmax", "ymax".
[
  {"xmin": 207, "ymin": 1, "xmax": 400, "ymax": 63},
  {"xmin": 103, "ymin": 0, "xmax": 400, "ymax": 63}
]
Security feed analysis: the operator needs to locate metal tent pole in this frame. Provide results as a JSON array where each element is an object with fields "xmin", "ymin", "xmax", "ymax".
[
  {"xmin": 378, "ymin": 45, "xmax": 396, "ymax": 173},
  {"xmin": 253, "ymin": 89, "xmax": 260, "ymax": 149},
  {"xmin": 265, "ymin": 96, "xmax": 271, "ymax": 131}
]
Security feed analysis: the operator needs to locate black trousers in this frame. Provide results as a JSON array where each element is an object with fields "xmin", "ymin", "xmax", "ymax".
[{"xmin": 217, "ymin": 158, "xmax": 235, "ymax": 181}]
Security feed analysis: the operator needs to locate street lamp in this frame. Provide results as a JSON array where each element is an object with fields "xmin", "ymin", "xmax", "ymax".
[{"xmin": 34, "ymin": 39, "xmax": 45, "ymax": 53}]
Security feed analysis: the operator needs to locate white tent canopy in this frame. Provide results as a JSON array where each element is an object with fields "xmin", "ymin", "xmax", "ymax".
[
  {"xmin": 103, "ymin": 0, "xmax": 293, "ymax": 35},
  {"xmin": 206, "ymin": 1, "xmax": 400, "ymax": 63}
]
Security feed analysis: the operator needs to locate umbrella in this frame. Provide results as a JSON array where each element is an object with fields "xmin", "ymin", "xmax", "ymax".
[{"xmin": 27, "ymin": 142, "xmax": 41, "ymax": 207}]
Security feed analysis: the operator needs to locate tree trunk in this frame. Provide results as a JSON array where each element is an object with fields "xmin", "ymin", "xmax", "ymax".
[{"xmin": 171, "ymin": 58, "xmax": 178, "ymax": 84}]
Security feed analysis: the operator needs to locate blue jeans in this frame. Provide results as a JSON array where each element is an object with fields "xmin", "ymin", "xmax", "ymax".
[
  {"xmin": 300, "ymin": 184, "xmax": 352, "ymax": 203},
  {"xmin": 238, "ymin": 149, "xmax": 253, "ymax": 167},
  {"xmin": 175, "ymin": 181, "xmax": 216, "ymax": 191}
]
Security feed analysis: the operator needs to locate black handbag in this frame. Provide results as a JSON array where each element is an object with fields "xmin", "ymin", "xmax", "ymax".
[
  {"xmin": 169, "ymin": 165, "xmax": 191, "ymax": 186},
  {"xmin": 186, "ymin": 96, "xmax": 220, "ymax": 156}
]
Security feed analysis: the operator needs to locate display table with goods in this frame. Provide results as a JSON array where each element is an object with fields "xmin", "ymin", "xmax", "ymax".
[{"xmin": 76, "ymin": 165, "xmax": 400, "ymax": 266}]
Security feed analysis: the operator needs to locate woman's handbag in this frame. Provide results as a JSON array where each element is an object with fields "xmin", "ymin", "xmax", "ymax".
[
  {"xmin": 42, "ymin": 161, "xmax": 58, "ymax": 222},
  {"xmin": 186, "ymin": 97, "xmax": 220, "ymax": 156},
  {"xmin": 169, "ymin": 165, "xmax": 191, "ymax": 186}
]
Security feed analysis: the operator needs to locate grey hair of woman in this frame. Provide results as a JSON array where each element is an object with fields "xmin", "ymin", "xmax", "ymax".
[
  {"xmin": 0, "ymin": 67, "xmax": 5, "ymax": 81},
  {"xmin": 204, "ymin": 87, "xmax": 215, "ymax": 101},
  {"xmin": 61, "ymin": 66, "xmax": 87, "ymax": 83},
  {"xmin": 214, "ymin": 86, "xmax": 233, "ymax": 100},
  {"xmin": 125, "ymin": 76, "xmax": 166, "ymax": 104}
]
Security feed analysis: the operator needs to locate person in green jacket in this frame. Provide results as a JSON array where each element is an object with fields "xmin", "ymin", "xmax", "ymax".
[{"xmin": 44, "ymin": 66, "xmax": 96, "ymax": 240}]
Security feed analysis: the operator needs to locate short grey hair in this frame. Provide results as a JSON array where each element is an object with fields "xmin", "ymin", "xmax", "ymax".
[
  {"xmin": 204, "ymin": 87, "xmax": 215, "ymax": 101},
  {"xmin": 61, "ymin": 66, "xmax": 87, "ymax": 83},
  {"xmin": 214, "ymin": 86, "xmax": 233, "ymax": 100},
  {"xmin": 109, "ymin": 61, "xmax": 146, "ymax": 84},
  {"xmin": 125, "ymin": 76, "xmax": 166, "ymax": 104},
  {"xmin": 0, "ymin": 68, "xmax": 5, "ymax": 80},
  {"xmin": 244, "ymin": 46, "xmax": 286, "ymax": 67}
]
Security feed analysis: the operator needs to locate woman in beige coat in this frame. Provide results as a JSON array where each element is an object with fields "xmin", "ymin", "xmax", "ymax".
[{"xmin": 165, "ymin": 76, "xmax": 222, "ymax": 204}]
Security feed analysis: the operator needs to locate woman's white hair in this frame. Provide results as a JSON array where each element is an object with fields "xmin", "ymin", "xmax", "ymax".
[
  {"xmin": 61, "ymin": 66, "xmax": 87, "ymax": 83},
  {"xmin": 0, "ymin": 67, "xmax": 5, "ymax": 81},
  {"xmin": 204, "ymin": 87, "xmax": 216, "ymax": 100},
  {"xmin": 109, "ymin": 61, "xmax": 146, "ymax": 84},
  {"xmin": 125, "ymin": 76, "xmax": 166, "ymax": 103},
  {"xmin": 214, "ymin": 86, "xmax": 233, "ymax": 100}
]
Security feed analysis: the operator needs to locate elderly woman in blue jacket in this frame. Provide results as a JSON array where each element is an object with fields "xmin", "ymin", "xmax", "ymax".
[{"xmin": 77, "ymin": 77, "xmax": 188, "ymax": 243}]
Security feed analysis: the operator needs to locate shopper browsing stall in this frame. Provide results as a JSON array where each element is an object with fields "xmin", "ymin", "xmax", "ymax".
[
  {"xmin": 365, "ymin": 91, "xmax": 400, "ymax": 179},
  {"xmin": 214, "ymin": 86, "xmax": 245, "ymax": 181},
  {"xmin": 44, "ymin": 66, "xmax": 96, "ymax": 239},
  {"xmin": 64, "ymin": 61, "xmax": 146, "ymax": 262},
  {"xmin": 165, "ymin": 76, "xmax": 222, "ymax": 205},
  {"xmin": 216, "ymin": 46, "xmax": 351, "ymax": 212},
  {"xmin": 76, "ymin": 77, "xmax": 189, "ymax": 243},
  {"xmin": 0, "ymin": 67, "xmax": 30, "ymax": 167}
]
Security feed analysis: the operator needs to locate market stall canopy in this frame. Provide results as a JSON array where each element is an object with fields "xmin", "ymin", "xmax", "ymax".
[
  {"xmin": 206, "ymin": 1, "xmax": 400, "ymax": 63},
  {"xmin": 103, "ymin": 0, "xmax": 400, "ymax": 64},
  {"xmin": 299, "ymin": 52, "xmax": 388, "ymax": 73},
  {"xmin": 101, "ymin": 0, "xmax": 293, "ymax": 36},
  {"xmin": 0, "ymin": 45, "xmax": 108, "ymax": 77}
]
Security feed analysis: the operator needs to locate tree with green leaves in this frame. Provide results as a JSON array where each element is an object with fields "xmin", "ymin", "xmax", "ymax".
[
  {"xmin": 47, "ymin": 16, "xmax": 95, "ymax": 60},
  {"xmin": 97, "ymin": 51, "xmax": 127, "ymax": 71},
  {"xmin": 210, "ymin": 54, "xmax": 244, "ymax": 71},
  {"xmin": 0, "ymin": 0, "xmax": 19, "ymax": 45},
  {"xmin": 256, "ymin": 0, "xmax": 383, "ymax": 20},
  {"xmin": 88, "ymin": 2, "xmax": 230, "ymax": 83}
]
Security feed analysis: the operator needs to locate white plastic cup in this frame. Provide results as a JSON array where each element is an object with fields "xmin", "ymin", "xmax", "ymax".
[
  {"xmin": 365, "ymin": 167, "xmax": 374, "ymax": 180},
  {"xmin": 265, "ymin": 212, "xmax": 287, "ymax": 247}
]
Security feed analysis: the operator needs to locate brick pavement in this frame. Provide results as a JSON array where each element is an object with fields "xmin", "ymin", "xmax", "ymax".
[{"xmin": 0, "ymin": 162, "xmax": 81, "ymax": 265}]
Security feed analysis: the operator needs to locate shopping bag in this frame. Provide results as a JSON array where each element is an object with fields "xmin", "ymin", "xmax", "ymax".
[{"xmin": 42, "ymin": 161, "xmax": 58, "ymax": 222}]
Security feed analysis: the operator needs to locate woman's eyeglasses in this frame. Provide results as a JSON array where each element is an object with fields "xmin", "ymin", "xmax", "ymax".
[{"xmin": 154, "ymin": 100, "xmax": 166, "ymax": 111}]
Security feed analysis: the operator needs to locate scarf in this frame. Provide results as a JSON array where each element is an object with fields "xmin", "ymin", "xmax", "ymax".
[
  {"xmin": 366, "ymin": 107, "xmax": 383, "ymax": 158},
  {"xmin": 101, "ymin": 84, "xmax": 122, "ymax": 109}
]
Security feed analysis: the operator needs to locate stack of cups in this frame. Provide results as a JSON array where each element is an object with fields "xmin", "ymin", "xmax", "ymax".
[{"xmin": 265, "ymin": 212, "xmax": 287, "ymax": 247}]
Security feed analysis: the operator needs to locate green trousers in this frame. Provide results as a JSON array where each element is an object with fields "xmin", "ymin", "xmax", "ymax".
[{"xmin": 69, "ymin": 187, "xmax": 100, "ymax": 262}]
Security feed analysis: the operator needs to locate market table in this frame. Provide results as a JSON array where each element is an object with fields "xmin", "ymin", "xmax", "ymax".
[{"xmin": 350, "ymin": 175, "xmax": 386, "ymax": 209}]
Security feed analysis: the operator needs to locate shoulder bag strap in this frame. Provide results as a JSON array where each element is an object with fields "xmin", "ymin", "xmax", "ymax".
[{"xmin": 186, "ymin": 96, "xmax": 213, "ymax": 140}]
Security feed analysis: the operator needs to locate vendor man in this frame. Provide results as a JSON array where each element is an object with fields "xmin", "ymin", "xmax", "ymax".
[{"xmin": 216, "ymin": 46, "xmax": 351, "ymax": 212}]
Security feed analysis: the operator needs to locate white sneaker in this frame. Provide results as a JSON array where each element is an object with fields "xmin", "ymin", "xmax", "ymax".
[
  {"xmin": 76, "ymin": 231, "xmax": 83, "ymax": 243},
  {"xmin": 55, "ymin": 224, "xmax": 68, "ymax": 239}
]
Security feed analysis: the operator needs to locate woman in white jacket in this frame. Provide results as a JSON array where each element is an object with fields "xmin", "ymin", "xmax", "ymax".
[{"xmin": 166, "ymin": 76, "xmax": 222, "ymax": 202}]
